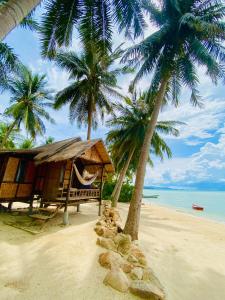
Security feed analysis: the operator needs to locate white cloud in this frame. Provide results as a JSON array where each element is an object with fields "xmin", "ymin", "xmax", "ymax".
[
  {"xmin": 158, "ymin": 95, "xmax": 225, "ymax": 143},
  {"xmin": 30, "ymin": 59, "xmax": 70, "ymax": 92},
  {"xmin": 146, "ymin": 133, "xmax": 225, "ymax": 185}
]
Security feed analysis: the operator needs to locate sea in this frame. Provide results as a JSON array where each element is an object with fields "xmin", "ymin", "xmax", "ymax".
[{"xmin": 142, "ymin": 189, "xmax": 225, "ymax": 223}]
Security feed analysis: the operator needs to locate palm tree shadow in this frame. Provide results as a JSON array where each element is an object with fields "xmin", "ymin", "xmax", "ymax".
[{"xmin": 0, "ymin": 204, "xmax": 100, "ymax": 246}]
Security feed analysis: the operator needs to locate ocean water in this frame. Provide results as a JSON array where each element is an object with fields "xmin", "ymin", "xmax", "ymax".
[{"xmin": 142, "ymin": 189, "xmax": 225, "ymax": 223}]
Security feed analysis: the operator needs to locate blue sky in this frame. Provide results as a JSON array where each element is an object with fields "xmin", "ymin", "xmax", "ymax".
[{"xmin": 1, "ymin": 8, "xmax": 225, "ymax": 190}]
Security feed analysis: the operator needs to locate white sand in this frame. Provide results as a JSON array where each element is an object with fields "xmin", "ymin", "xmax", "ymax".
[{"xmin": 0, "ymin": 202, "xmax": 225, "ymax": 300}]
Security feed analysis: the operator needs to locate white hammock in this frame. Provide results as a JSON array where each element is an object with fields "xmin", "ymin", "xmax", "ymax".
[{"xmin": 73, "ymin": 164, "xmax": 98, "ymax": 186}]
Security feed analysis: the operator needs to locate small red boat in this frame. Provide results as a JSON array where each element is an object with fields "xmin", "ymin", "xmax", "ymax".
[{"xmin": 192, "ymin": 204, "xmax": 204, "ymax": 211}]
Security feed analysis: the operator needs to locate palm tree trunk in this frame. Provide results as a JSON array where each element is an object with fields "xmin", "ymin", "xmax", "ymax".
[
  {"xmin": 0, "ymin": 0, "xmax": 41, "ymax": 41},
  {"xmin": 87, "ymin": 97, "xmax": 94, "ymax": 140},
  {"xmin": 123, "ymin": 77, "xmax": 169, "ymax": 240},
  {"xmin": 111, "ymin": 147, "xmax": 135, "ymax": 208},
  {"xmin": 87, "ymin": 109, "xmax": 92, "ymax": 140},
  {"xmin": 0, "ymin": 120, "xmax": 17, "ymax": 149}
]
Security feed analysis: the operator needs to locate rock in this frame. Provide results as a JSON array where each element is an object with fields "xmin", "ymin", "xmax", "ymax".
[
  {"xmin": 96, "ymin": 220, "xmax": 106, "ymax": 226},
  {"xmin": 138, "ymin": 257, "xmax": 148, "ymax": 267},
  {"xmin": 95, "ymin": 224, "xmax": 117, "ymax": 238},
  {"xmin": 121, "ymin": 262, "xmax": 134, "ymax": 274},
  {"xmin": 127, "ymin": 254, "xmax": 139, "ymax": 264},
  {"xmin": 113, "ymin": 233, "xmax": 123, "ymax": 245},
  {"xmin": 130, "ymin": 246, "xmax": 145, "ymax": 259},
  {"xmin": 114, "ymin": 233, "xmax": 132, "ymax": 255},
  {"xmin": 142, "ymin": 268, "xmax": 165, "ymax": 291},
  {"xmin": 130, "ymin": 280, "xmax": 165, "ymax": 300},
  {"xmin": 99, "ymin": 251, "xmax": 123, "ymax": 269},
  {"xmin": 94, "ymin": 225, "xmax": 105, "ymax": 236},
  {"xmin": 103, "ymin": 227, "xmax": 117, "ymax": 238},
  {"xmin": 109, "ymin": 209, "xmax": 121, "ymax": 222},
  {"xmin": 96, "ymin": 237, "xmax": 117, "ymax": 251},
  {"xmin": 99, "ymin": 251, "xmax": 133, "ymax": 274},
  {"xmin": 130, "ymin": 246, "xmax": 148, "ymax": 266},
  {"xmin": 142, "ymin": 268, "xmax": 152, "ymax": 281},
  {"xmin": 103, "ymin": 268, "xmax": 129, "ymax": 293},
  {"xmin": 130, "ymin": 267, "xmax": 143, "ymax": 280},
  {"xmin": 103, "ymin": 208, "xmax": 110, "ymax": 218}
]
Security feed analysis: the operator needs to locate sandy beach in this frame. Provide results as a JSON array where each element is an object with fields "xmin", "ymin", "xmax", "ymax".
[{"xmin": 0, "ymin": 202, "xmax": 225, "ymax": 300}]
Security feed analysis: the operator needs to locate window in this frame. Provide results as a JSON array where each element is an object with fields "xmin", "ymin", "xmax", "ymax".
[{"xmin": 16, "ymin": 160, "xmax": 27, "ymax": 183}]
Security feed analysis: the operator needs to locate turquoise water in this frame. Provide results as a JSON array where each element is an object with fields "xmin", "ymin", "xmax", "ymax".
[{"xmin": 143, "ymin": 189, "xmax": 225, "ymax": 223}]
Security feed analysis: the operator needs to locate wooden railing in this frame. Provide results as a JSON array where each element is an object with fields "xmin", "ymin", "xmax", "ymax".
[{"xmin": 57, "ymin": 188, "xmax": 100, "ymax": 201}]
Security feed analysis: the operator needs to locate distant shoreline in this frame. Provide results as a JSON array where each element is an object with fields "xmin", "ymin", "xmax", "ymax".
[
  {"xmin": 141, "ymin": 200, "xmax": 225, "ymax": 225},
  {"xmin": 144, "ymin": 187, "xmax": 225, "ymax": 192}
]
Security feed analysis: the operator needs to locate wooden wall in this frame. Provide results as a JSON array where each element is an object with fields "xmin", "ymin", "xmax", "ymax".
[
  {"xmin": 42, "ymin": 161, "xmax": 65, "ymax": 200},
  {"xmin": 3, "ymin": 157, "xmax": 19, "ymax": 182},
  {"xmin": 0, "ymin": 156, "xmax": 35, "ymax": 200},
  {"xmin": 63, "ymin": 160, "xmax": 72, "ymax": 189}
]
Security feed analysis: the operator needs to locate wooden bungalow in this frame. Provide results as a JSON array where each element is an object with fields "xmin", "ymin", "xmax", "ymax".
[{"xmin": 0, "ymin": 137, "xmax": 114, "ymax": 223}]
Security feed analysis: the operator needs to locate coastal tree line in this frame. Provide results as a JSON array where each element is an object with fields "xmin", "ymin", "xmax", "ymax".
[{"xmin": 0, "ymin": 0, "xmax": 224, "ymax": 240}]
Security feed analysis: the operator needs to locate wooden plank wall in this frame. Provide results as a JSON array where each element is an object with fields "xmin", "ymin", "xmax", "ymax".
[
  {"xmin": 42, "ymin": 161, "xmax": 64, "ymax": 200},
  {"xmin": 3, "ymin": 157, "xmax": 19, "ymax": 182},
  {"xmin": 63, "ymin": 160, "xmax": 72, "ymax": 189},
  {"xmin": 0, "ymin": 157, "xmax": 35, "ymax": 200}
]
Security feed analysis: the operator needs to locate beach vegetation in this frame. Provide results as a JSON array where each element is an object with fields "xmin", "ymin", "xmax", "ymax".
[
  {"xmin": 0, "ymin": 65, "xmax": 54, "ymax": 148},
  {"xmin": 53, "ymin": 45, "xmax": 130, "ymax": 140},
  {"xmin": 18, "ymin": 138, "xmax": 36, "ymax": 149},
  {"xmin": 0, "ymin": 6, "xmax": 39, "ymax": 90},
  {"xmin": 122, "ymin": 0, "xmax": 225, "ymax": 240},
  {"xmin": 107, "ymin": 91, "xmax": 182, "ymax": 207},
  {"xmin": 102, "ymin": 177, "xmax": 134, "ymax": 203},
  {"xmin": 40, "ymin": 0, "xmax": 145, "ymax": 58}
]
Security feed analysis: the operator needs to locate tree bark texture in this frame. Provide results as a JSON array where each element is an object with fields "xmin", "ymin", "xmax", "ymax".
[{"xmin": 123, "ymin": 78, "xmax": 169, "ymax": 240}]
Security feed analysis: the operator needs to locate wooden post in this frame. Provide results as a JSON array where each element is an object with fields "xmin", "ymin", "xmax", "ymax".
[
  {"xmin": 29, "ymin": 197, "xmax": 34, "ymax": 215},
  {"xmin": 29, "ymin": 162, "xmax": 38, "ymax": 214},
  {"xmin": 77, "ymin": 204, "xmax": 80, "ymax": 212},
  {"xmin": 63, "ymin": 159, "xmax": 74, "ymax": 225},
  {"xmin": 8, "ymin": 201, "xmax": 13, "ymax": 211},
  {"xmin": 99, "ymin": 165, "xmax": 104, "ymax": 216}
]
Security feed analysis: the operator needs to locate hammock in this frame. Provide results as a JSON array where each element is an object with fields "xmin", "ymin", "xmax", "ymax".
[{"xmin": 73, "ymin": 164, "xmax": 98, "ymax": 186}]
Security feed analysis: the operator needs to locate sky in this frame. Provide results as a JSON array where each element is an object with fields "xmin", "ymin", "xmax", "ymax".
[{"xmin": 1, "ymin": 6, "xmax": 225, "ymax": 191}]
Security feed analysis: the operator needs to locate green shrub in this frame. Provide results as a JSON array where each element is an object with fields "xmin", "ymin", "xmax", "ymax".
[{"xmin": 102, "ymin": 179, "xmax": 134, "ymax": 203}]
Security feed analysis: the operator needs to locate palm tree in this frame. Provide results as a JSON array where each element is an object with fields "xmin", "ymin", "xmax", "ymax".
[
  {"xmin": 40, "ymin": 0, "xmax": 145, "ymax": 58},
  {"xmin": 0, "ymin": 43, "xmax": 19, "ymax": 90},
  {"xmin": 123, "ymin": 0, "xmax": 225, "ymax": 240},
  {"xmin": 0, "ymin": 65, "xmax": 54, "ymax": 148},
  {"xmin": 0, "ymin": 121, "xmax": 18, "ymax": 149},
  {"xmin": 107, "ymin": 91, "xmax": 182, "ymax": 208},
  {"xmin": 45, "ymin": 136, "xmax": 55, "ymax": 144},
  {"xmin": 54, "ymin": 45, "xmax": 130, "ymax": 140},
  {"xmin": 18, "ymin": 138, "xmax": 35, "ymax": 149},
  {"xmin": 0, "ymin": 0, "xmax": 41, "ymax": 40},
  {"xmin": 0, "ymin": 9, "xmax": 39, "ymax": 90}
]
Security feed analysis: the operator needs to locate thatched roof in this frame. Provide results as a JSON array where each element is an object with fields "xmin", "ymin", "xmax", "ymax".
[{"xmin": 0, "ymin": 137, "xmax": 114, "ymax": 173}]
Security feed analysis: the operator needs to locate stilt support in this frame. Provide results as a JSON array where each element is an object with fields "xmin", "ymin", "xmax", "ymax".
[
  {"xmin": 8, "ymin": 201, "xmax": 13, "ymax": 211},
  {"xmin": 98, "ymin": 203, "xmax": 102, "ymax": 216},
  {"xmin": 28, "ymin": 199, "xmax": 34, "ymax": 215},
  {"xmin": 63, "ymin": 210, "xmax": 69, "ymax": 225}
]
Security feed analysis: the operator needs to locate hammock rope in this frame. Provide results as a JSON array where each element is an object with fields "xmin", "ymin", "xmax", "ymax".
[{"xmin": 73, "ymin": 164, "xmax": 98, "ymax": 186}]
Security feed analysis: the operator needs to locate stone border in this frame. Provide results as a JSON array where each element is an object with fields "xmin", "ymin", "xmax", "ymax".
[{"xmin": 94, "ymin": 202, "xmax": 166, "ymax": 299}]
